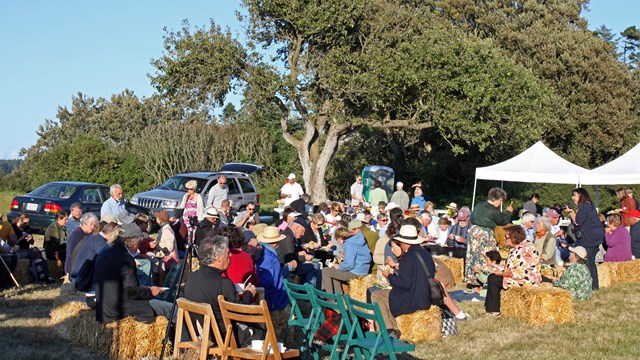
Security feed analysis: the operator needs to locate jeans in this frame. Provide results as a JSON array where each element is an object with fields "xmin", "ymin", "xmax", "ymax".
[{"xmin": 585, "ymin": 245, "xmax": 600, "ymax": 290}]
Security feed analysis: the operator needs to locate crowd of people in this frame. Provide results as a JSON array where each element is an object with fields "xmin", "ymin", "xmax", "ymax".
[{"xmin": 2, "ymin": 174, "xmax": 639, "ymax": 349}]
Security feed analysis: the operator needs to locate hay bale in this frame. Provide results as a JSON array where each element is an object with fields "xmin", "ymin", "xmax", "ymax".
[
  {"xmin": 348, "ymin": 274, "xmax": 377, "ymax": 303},
  {"xmin": 108, "ymin": 316, "xmax": 169, "ymax": 359},
  {"xmin": 597, "ymin": 262, "xmax": 615, "ymax": 288},
  {"xmin": 541, "ymin": 266, "xmax": 566, "ymax": 280},
  {"xmin": 615, "ymin": 259, "xmax": 640, "ymax": 283},
  {"xmin": 501, "ymin": 286, "xmax": 575, "ymax": 325},
  {"xmin": 435, "ymin": 256, "xmax": 464, "ymax": 283},
  {"xmin": 48, "ymin": 259, "xmax": 65, "ymax": 279},
  {"xmin": 14, "ymin": 259, "xmax": 32, "ymax": 283},
  {"xmin": 396, "ymin": 307, "xmax": 442, "ymax": 342}
]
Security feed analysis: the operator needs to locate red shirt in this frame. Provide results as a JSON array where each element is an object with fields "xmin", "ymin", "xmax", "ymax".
[{"xmin": 223, "ymin": 248, "xmax": 259, "ymax": 287}]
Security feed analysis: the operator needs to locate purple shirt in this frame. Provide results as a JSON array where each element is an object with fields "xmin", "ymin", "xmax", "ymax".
[{"xmin": 604, "ymin": 226, "xmax": 632, "ymax": 262}]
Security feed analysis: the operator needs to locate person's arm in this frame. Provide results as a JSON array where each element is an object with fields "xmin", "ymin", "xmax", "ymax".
[
  {"xmin": 159, "ymin": 227, "xmax": 175, "ymax": 252},
  {"xmin": 338, "ymin": 243, "xmax": 355, "ymax": 271},
  {"xmin": 179, "ymin": 194, "xmax": 187, "ymax": 208},
  {"xmin": 206, "ymin": 189, "xmax": 214, "ymax": 208},
  {"xmin": 122, "ymin": 257, "xmax": 152, "ymax": 300},
  {"xmin": 196, "ymin": 194, "xmax": 205, "ymax": 220},
  {"xmin": 387, "ymin": 255, "xmax": 421, "ymax": 290},
  {"xmin": 373, "ymin": 236, "xmax": 388, "ymax": 265}
]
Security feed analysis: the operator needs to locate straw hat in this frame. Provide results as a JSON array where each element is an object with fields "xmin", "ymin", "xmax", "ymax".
[
  {"xmin": 569, "ymin": 246, "xmax": 587, "ymax": 260},
  {"xmin": 203, "ymin": 207, "xmax": 219, "ymax": 219},
  {"xmin": 393, "ymin": 225, "xmax": 425, "ymax": 245},
  {"xmin": 257, "ymin": 226, "xmax": 286, "ymax": 243}
]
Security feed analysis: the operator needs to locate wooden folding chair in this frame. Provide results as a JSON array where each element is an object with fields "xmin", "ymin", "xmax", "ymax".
[
  {"xmin": 217, "ymin": 295, "xmax": 300, "ymax": 360},
  {"xmin": 342, "ymin": 294, "xmax": 415, "ymax": 360},
  {"xmin": 173, "ymin": 298, "xmax": 225, "ymax": 360}
]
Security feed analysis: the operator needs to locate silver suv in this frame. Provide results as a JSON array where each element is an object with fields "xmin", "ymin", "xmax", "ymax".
[{"xmin": 130, "ymin": 163, "xmax": 263, "ymax": 216}]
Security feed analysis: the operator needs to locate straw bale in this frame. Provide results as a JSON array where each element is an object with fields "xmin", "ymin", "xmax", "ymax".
[
  {"xmin": 47, "ymin": 259, "xmax": 65, "ymax": 279},
  {"xmin": 108, "ymin": 316, "xmax": 168, "ymax": 359},
  {"xmin": 396, "ymin": 307, "xmax": 442, "ymax": 342},
  {"xmin": 348, "ymin": 274, "xmax": 377, "ymax": 303},
  {"xmin": 541, "ymin": 266, "xmax": 566, "ymax": 280},
  {"xmin": 501, "ymin": 286, "xmax": 575, "ymax": 325},
  {"xmin": 14, "ymin": 259, "xmax": 32, "ymax": 284},
  {"xmin": 615, "ymin": 259, "xmax": 640, "ymax": 283},
  {"xmin": 435, "ymin": 256, "xmax": 464, "ymax": 284},
  {"xmin": 597, "ymin": 262, "xmax": 616, "ymax": 288}
]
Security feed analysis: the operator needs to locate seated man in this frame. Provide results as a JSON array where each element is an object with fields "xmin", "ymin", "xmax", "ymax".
[
  {"xmin": 183, "ymin": 235, "xmax": 258, "ymax": 345},
  {"xmin": 94, "ymin": 223, "xmax": 172, "ymax": 323},
  {"xmin": 246, "ymin": 230, "xmax": 289, "ymax": 311},
  {"xmin": 371, "ymin": 225, "xmax": 435, "ymax": 339},
  {"xmin": 321, "ymin": 221, "xmax": 372, "ymax": 294}
]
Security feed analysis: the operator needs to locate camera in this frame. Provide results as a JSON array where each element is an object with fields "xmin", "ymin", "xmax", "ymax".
[{"xmin": 187, "ymin": 216, "xmax": 199, "ymax": 229}]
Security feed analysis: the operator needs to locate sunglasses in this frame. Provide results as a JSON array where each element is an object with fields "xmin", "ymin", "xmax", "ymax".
[
  {"xmin": 379, "ymin": 219, "xmax": 389, "ymax": 223},
  {"xmin": 187, "ymin": 188, "xmax": 195, "ymax": 191}
]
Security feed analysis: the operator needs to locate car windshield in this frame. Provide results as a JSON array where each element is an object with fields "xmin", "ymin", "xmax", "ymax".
[
  {"xmin": 157, "ymin": 176, "xmax": 209, "ymax": 193},
  {"xmin": 29, "ymin": 183, "xmax": 78, "ymax": 199}
]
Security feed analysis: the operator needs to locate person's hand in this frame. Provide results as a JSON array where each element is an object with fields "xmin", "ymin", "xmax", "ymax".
[
  {"xmin": 473, "ymin": 264, "xmax": 481, "ymax": 273},
  {"xmin": 506, "ymin": 205, "xmax": 514, "ymax": 213},
  {"xmin": 244, "ymin": 283, "xmax": 257, "ymax": 296},
  {"xmin": 304, "ymin": 253, "xmax": 314, "ymax": 262},
  {"xmin": 149, "ymin": 240, "xmax": 157, "ymax": 249},
  {"xmin": 332, "ymin": 263, "xmax": 340, "ymax": 269},
  {"xmin": 448, "ymin": 234, "xmax": 455, "ymax": 240},
  {"xmin": 502, "ymin": 269, "xmax": 513, "ymax": 278},
  {"xmin": 381, "ymin": 268, "xmax": 391, "ymax": 278},
  {"xmin": 150, "ymin": 286, "xmax": 162, "ymax": 297},
  {"xmin": 391, "ymin": 245, "xmax": 403, "ymax": 258},
  {"xmin": 288, "ymin": 259, "xmax": 297, "ymax": 270}
]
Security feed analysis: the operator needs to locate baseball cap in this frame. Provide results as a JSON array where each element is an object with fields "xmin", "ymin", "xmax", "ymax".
[{"xmin": 287, "ymin": 173, "xmax": 296, "ymax": 180}]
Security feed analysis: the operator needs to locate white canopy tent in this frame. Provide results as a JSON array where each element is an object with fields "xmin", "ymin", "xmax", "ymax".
[
  {"xmin": 472, "ymin": 141, "xmax": 588, "ymax": 209},
  {"xmin": 580, "ymin": 142, "xmax": 640, "ymax": 185}
]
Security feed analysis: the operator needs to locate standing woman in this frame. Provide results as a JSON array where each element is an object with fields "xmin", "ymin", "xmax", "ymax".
[
  {"xmin": 566, "ymin": 188, "xmax": 605, "ymax": 290},
  {"xmin": 465, "ymin": 187, "xmax": 513, "ymax": 286},
  {"xmin": 614, "ymin": 188, "xmax": 636, "ymax": 230},
  {"xmin": 180, "ymin": 180, "xmax": 204, "ymax": 242}
]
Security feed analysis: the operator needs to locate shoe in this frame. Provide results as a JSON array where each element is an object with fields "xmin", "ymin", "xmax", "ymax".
[
  {"xmin": 455, "ymin": 312, "xmax": 471, "ymax": 321},
  {"xmin": 388, "ymin": 329, "xmax": 402, "ymax": 339},
  {"xmin": 471, "ymin": 298, "xmax": 481, "ymax": 302}
]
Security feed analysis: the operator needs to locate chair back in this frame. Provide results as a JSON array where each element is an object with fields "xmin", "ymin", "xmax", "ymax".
[
  {"xmin": 283, "ymin": 280, "xmax": 314, "ymax": 322},
  {"xmin": 308, "ymin": 287, "xmax": 356, "ymax": 359},
  {"xmin": 173, "ymin": 298, "xmax": 225, "ymax": 359},
  {"xmin": 158, "ymin": 262, "xmax": 183, "ymax": 302}
]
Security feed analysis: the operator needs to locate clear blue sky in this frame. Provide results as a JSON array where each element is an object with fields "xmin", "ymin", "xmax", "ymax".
[{"xmin": 0, "ymin": 0, "xmax": 637, "ymax": 159}]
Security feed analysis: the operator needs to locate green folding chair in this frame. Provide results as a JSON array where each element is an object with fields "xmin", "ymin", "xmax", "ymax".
[
  {"xmin": 342, "ymin": 294, "xmax": 416, "ymax": 360},
  {"xmin": 283, "ymin": 280, "xmax": 317, "ymax": 359},
  {"xmin": 308, "ymin": 288, "xmax": 361, "ymax": 360},
  {"xmin": 156, "ymin": 262, "xmax": 183, "ymax": 303}
]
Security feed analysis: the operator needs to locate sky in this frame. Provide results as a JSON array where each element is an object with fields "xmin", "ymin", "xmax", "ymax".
[{"xmin": 0, "ymin": 0, "xmax": 638, "ymax": 160}]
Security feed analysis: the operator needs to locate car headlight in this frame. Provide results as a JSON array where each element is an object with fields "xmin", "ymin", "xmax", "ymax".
[
  {"xmin": 162, "ymin": 200, "xmax": 179, "ymax": 208},
  {"xmin": 130, "ymin": 196, "xmax": 139, "ymax": 205}
]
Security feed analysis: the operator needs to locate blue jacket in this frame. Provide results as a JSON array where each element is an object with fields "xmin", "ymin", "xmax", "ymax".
[
  {"xmin": 256, "ymin": 243, "xmax": 289, "ymax": 311},
  {"xmin": 338, "ymin": 231, "xmax": 372, "ymax": 276},
  {"xmin": 388, "ymin": 245, "xmax": 435, "ymax": 317},
  {"xmin": 410, "ymin": 196, "xmax": 426, "ymax": 210}
]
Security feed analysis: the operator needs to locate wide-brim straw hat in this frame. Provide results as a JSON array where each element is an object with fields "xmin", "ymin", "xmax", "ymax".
[
  {"xmin": 393, "ymin": 225, "xmax": 425, "ymax": 245},
  {"xmin": 257, "ymin": 226, "xmax": 286, "ymax": 244}
]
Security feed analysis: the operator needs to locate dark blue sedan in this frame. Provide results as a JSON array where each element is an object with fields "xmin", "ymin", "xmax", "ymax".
[{"xmin": 7, "ymin": 181, "xmax": 110, "ymax": 232}]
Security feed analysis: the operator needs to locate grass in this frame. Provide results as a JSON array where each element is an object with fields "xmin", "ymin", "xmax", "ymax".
[{"xmin": 0, "ymin": 189, "xmax": 16, "ymax": 219}]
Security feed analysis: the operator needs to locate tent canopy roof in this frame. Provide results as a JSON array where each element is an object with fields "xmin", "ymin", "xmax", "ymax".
[
  {"xmin": 475, "ymin": 141, "xmax": 587, "ymax": 185},
  {"xmin": 580, "ymin": 143, "xmax": 640, "ymax": 185}
]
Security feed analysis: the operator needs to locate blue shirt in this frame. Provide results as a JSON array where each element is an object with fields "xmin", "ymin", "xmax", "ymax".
[
  {"xmin": 256, "ymin": 243, "xmax": 289, "ymax": 311},
  {"xmin": 338, "ymin": 231, "xmax": 372, "ymax": 276},
  {"xmin": 101, "ymin": 197, "xmax": 124, "ymax": 219}
]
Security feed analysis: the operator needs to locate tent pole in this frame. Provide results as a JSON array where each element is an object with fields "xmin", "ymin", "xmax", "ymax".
[
  {"xmin": 472, "ymin": 178, "xmax": 478, "ymax": 211},
  {"xmin": 500, "ymin": 181, "xmax": 504, "ymax": 211}
]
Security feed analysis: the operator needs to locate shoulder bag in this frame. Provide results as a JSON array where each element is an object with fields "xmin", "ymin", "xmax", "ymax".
[{"xmin": 415, "ymin": 251, "xmax": 445, "ymax": 306}]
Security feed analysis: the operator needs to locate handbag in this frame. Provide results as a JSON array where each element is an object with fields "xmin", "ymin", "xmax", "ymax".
[
  {"xmin": 441, "ymin": 308, "xmax": 458, "ymax": 336},
  {"xmin": 415, "ymin": 252, "xmax": 445, "ymax": 306},
  {"xmin": 74, "ymin": 254, "xmax": 97, "ymax": 292}
]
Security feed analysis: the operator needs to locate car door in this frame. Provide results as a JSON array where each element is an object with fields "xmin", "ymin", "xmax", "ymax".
[
  {"xmin": 80, "ymin": 186, "xmax": 103, "ymax": 215},
  {"xmin": 226, "ymin": 177, "xmax": 244, "ymax": 209}
]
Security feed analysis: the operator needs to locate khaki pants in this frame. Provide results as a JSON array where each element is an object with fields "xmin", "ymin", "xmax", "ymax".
[
  {"xmin": 321, "ymin": 267, "xmax": 359, "ymax": 294},
  {"xmin": 370, "ymin": 289, "xmax": 397, "ymax": 331}
]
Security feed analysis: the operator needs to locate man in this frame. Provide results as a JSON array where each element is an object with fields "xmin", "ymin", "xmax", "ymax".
[
  {"xmin": 234, "ymin": 202, "xmax": 260, "ymax": 227},
  {"xmin": 389, "ymin": 182, "xmax": 410, "ymax": 210},
  {"xmin": 350, "ymin": 175, "xmax": 364, "ymax": 208},
  {"xmin": 218, "ymin": 199, "xmax": 232, "ymax": 226},
  {"xmin": 321, "ymin": 220, "xmax": 372, "ymax": 294},
  {"xmin": 195, "ymin": 207, "xmax": 220, "ymax": 244},
  {"xmin": 547, "ymin": 209, "xmax": 562, "ymax": 237},
  {"xmin": 66, "ymin": 203, "xmax": 83, "ymax": 235},
  {"xmin": 367, "ymin": 180, "xmax": 388, "ymax": 209},
  {"xmin": 247, "ymin": 229, "xmax": 289, "ymax": 311},
  {"xmin": 70, "ymin": 222, "xmax": 119, "ymax": 281},
  {"xmin": 372, "ymin": 225, "xmax": 435, "ymax": 339},
  {"xmin": 101, "ymin": 184, "xmax": 125, "ymax": 219},
  {"xmin": 418, "ymin": 211, "xmax": 439, "ymax": 241},
  {"xmin": 521, "ymin": 213, "xmax": 536, "ymax": 242},
  {"xmin": 168, "ymin": 211, "xmax": 188, "ymax": 256},
  {"xmin": 356, "ymin": 214, "xmax": 379, "ymax": 256},
  {"xmin": 280, "ymin": 173, "xmax": 304, "ymax": 206},
  {"xmin": 207, "ymin": 175, "xmax": 229, "ymax": 209},
  {"xmin": 446, "ymin": 206, "xmax": 471, "ymax": 258},
  {"xmin": 65, "ymin": 213, "xmax": 98, "ymax": 274},
  {"xmin": 94, "ymin": 223, "xmax": 172, "ymax": 323},
  {"xmin": 183, "ymin": 236, "xmax": 257, "ymax": 343},
  {"xmin": 290, "ymin": 194, "xmax": 311, "ymax": 218}
]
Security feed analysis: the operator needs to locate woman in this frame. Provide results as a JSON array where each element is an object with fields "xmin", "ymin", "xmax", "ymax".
[
  {"xmin": 523, "ymin": 193, "xmax": 539, "ymax": 215},
  {"xmin": 11, "ymin": 212, "xmax": 55, "ymax": 283},
  {"xmin": 551, "ymin": 246, "xmax": 593, "ymax": 301},
  {"xmin": 533, "ymin": 216, "xmax": 556, "ymax": 265},
  {"xmin": 614, "ymin": 188, "xmax": 636, "ymax": 229},
  {"xmin": 604, "ymin": 214, "xmax": 632, "ymax": 262},
  {"xmin": 217, "ymin": 225, "xmax": 259, "ymax": 288},
  {"xmin": 44, "ymin": 210, "xmax": 69, "ymax": 265},
  {"xmin": 155, "ymin": 210, "xmax": 178, "ymax": 272},
  {"xmin": 410, "ymin": 186, "xmax": 426, "ymax": 211},
  {"xmin": 566, "ymin": 187, "xmax": 605, "ymax": 290},
  {"xmin": 308, "ymin": 213, "xmax": 328, "ymax": 246},
  {"xmin": 324, "ymin": 202, "xmax": 342, "ymax": 230},
  {"xmin": 484, "ymin": 225, "xmax": 542, "ymax": 316},
  {"xmin": 179, "ymin": 179, "xmax": 205, "ymax": 241},
  {"xmin": 465, "ymin": 187, "xmax": 513, "ymax": 286}
]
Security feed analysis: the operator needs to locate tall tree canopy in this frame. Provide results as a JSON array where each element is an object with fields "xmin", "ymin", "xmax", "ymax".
[{"xmin": 150, "ymin": 0, "xmax": 555, "ymax": 201}]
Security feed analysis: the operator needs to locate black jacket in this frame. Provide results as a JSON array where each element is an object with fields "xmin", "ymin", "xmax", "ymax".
[
  {"xmin": 388, "ymin": 244, "xmax": 435, "ymax": 317},
  {"xmin": 183, "ymin": 265, "xmax": 252, "ymax": 339},
  {"xmin": 94, "ymin": 240, "xmax": 154, "ymax": 323}
]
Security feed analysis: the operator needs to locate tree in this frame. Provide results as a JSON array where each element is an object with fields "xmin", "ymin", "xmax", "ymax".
[
  {"xmin": 621, "ymin": 26, "xmax": 640, "ymax": 69},
  {"xmin": 150, "ymin": 0, "xmax": 555, "ymax": 201}
]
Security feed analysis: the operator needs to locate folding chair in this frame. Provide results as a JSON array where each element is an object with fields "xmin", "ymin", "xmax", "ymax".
[
  {"xmin": 282, "ymin": 280, "xmax": 317, "ymax": 358},
  {"xmin": 342, "ymin": 294, "xmax": 415, "ymax": 360},
  {"xmin": 307, "ymin": 288, "xmax": 359, "ymax": 360},
  {"xmin": 217, "ymin": 295, "xmax": 300, "ymax": 360},
  {"xmin": 173, "ymin": 298, "xmax": 225, "ymax": 360},
  {"xmin": 156, "ymin": 262, "xmax": 183, "ymax": 302}
]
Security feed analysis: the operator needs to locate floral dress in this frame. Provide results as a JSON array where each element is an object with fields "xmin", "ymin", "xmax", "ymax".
[
  {"xmin": 182, "ymin": 198, "xmax": 198, "ymax": 241},
  {"xmin": 554, "ymin": 262, "xmax": 593, "ymax": 300},
  {"xmin": 503, "ymin": 240, "xmax": 542, "ymax": 288}
]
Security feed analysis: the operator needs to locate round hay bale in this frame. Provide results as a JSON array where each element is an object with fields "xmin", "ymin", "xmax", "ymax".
[
  {"xmin": 396, "ymin": 307, "xmax": 442, "ymax": 342},
  {"xmin": 348, "ymin": 274, "xmax": 376, "ymax": 303},
  {"xmin": 501, "ymin": 285, "xmax": 575, "ymax": 325}
]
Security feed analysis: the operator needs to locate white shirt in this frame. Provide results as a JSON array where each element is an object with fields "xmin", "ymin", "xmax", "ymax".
[
  {"xmin": 207, "ymin": 184, "xmax": 228, "ymax": 209},
  {"xmin": 350, "ymin": 182, "xmax": 364, "ymax": 205},
  {"xmin": 280, "ymin": 182, "xmax": 304, "ymax": 206}
]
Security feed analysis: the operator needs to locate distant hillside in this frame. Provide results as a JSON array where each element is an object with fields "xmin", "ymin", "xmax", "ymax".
[{"xmin": 0, "ymin": 159, "xmax": 22, "ymax": 174}]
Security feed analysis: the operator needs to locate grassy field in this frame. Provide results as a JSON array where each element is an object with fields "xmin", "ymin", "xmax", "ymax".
[{"xmin": 1, "ymin": 281, "xmax": 640, "ymax": 359}]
